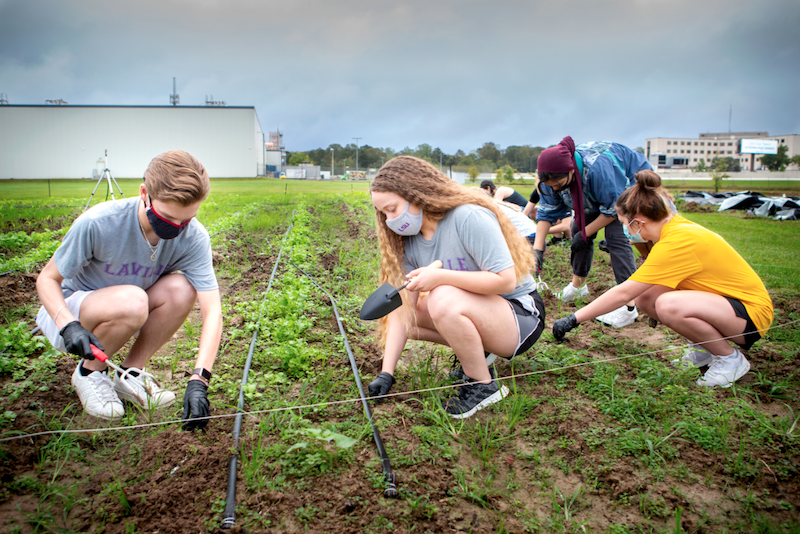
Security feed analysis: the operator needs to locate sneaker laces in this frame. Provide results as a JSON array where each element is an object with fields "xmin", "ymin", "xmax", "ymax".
[{"xmin": 87, "ymin": 372, "xmax": 120, "ymax": 404}]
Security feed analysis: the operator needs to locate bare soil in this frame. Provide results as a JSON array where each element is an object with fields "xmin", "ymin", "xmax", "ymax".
[{"xmin": 1, "ymin": 200, "xmax": 798, "ymax": 533}]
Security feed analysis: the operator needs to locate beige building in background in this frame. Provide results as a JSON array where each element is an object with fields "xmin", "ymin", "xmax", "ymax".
[{"xmin": 645, "ymin": 132, "xmax": 799, "ymax": 170}]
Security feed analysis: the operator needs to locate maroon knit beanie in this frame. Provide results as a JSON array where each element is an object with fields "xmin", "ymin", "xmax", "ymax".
[
  {"xmin": 538, "ymin": 135, "xmax": 587, "ymax": 240},
  {"xmin": 537, "ymin": 136, "xmax": 579, "ymax": 178}
]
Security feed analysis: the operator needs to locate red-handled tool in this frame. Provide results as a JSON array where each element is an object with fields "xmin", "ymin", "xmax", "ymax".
[
  {"xmin": 90, "ymin": 344, "xmax": 152, "ymax": 406},
  {"xmin": 91, "ymin": 344, "xmax": 118, "ymax": 368}
]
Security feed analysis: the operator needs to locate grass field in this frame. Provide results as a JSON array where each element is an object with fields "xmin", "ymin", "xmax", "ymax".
[
  {"xmin": 0, "ymin": 181, "xmax": 797, "ymax": 533},
  {"xmin": 0, "ymin": 178, "xmax": 373, "ymax": 201},
  {"xmin": 1, "ymin": 176, "xmax": 798, "ymax": 203}
]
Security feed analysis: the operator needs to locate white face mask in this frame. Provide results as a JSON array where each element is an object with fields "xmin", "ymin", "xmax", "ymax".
[{"xmin": 385, "ymin": 202, "xmax": 423, "ymax": 236}]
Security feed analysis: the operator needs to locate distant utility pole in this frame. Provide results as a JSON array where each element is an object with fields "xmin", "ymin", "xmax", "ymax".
[
  {"xmin": 728, "ymin": 104, "xmax": 732, "ymax": 133},
  {"xmin": 353, "ymin": 137, "xmax": 361, "ymax": 172},
  {"xmin": 170, "ymin": 77, "xmax": 180, "ymax": 106}
]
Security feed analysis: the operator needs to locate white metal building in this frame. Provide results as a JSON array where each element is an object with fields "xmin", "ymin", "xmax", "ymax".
[{"xmin": 0, "ymin": 105, "xmax": 266, "ymax": 178}]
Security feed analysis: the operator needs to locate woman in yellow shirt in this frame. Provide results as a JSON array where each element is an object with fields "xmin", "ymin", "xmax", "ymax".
[{"xmin": 553, "ymin": 170, "xmax": 773, "ymax": 388}]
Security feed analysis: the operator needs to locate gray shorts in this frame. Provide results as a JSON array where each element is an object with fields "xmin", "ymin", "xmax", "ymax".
[{"xmin": 505, "ymin": 290, "xmax": 546, "ymax": 358}]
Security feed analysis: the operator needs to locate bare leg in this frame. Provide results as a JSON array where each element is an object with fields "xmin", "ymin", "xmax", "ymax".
[
  {"xmin": 422, "ymin": 285, "xmax": 518, "ymax": 383},
  {"xmin": 636, "ymin": 284, "xmax": 673, "ymax": 320},
  {"xmin": 124, "ymin": 274, "xmax": 197, "ymax": 369},
  {"xmin": 643, "ymin": 288, "xmax": 747, "ymax": 356},
  {"xmin": 549, "ymin": 217, "xmax": 572, "ymax": 238},
  {"xmin": 571, "ymin": 274, "xmax": 587, "ymax": 288},
  {"xmin": 78, "ymin": 285, "xmax": 150, "ymax": 372}
]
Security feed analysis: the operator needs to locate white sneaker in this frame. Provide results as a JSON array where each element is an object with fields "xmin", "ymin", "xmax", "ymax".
[
  {"xmin": 696, "ymin": 349, "xmax": 750, "ymax": 388},
  {"xmin": 671, "ymin": 342, "xmax": 712, "ymax": 368},
  {"xmin": 596, "ymin": 305, "xmax": 638, "ymax": 328},
  {"xmin": 557, "ymin": 283, "xmax": 589, "ymax": 302},
  {"xmin": 114, "ymin": 368, "xmax": 176, "ymax": 409},
  {"xmin": 71, "ymin": 361, "xmax": 124, "ymax": 420}
]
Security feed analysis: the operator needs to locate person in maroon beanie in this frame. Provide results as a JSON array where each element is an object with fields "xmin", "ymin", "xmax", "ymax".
[{"xmin": 532, "ymin": 137, "xmax": 651, "ymax": 328}]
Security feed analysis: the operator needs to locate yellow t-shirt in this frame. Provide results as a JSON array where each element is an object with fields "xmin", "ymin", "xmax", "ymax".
[{"xmin": 630, "ymin": 214, "xmax": 773, "ymax": 334}]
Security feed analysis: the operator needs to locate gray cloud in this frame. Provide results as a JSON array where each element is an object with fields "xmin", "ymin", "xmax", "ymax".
[{"xmin": 1, "ymin": 0, "xmax": 798, "ymax": 152}]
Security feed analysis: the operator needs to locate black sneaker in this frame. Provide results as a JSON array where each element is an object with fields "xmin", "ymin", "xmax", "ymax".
[
  {"xmin": 449, "ymin": 352, "xmax": 497, "ymax": 381},
  {"xmin": 547, "ymin": 236, "xmax": 566, "ymax": 247},
  {"xmin": 443, "ymin": 378, "xmax": 509, "ymax": 419}
]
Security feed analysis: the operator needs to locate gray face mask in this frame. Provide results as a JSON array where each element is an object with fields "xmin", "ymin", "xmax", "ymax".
[{"xmin": 385, "ymin": 202, "xmax": 423, "ymax": 236}]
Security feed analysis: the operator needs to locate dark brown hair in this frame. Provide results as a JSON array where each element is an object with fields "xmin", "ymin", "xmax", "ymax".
[
  {"xmin": 615, "ymin": 170, "xmax": 672, "ymax": 221},
  {"xmin": 144, "ymin": 150, "xmax": 210, "ymax": 205}
]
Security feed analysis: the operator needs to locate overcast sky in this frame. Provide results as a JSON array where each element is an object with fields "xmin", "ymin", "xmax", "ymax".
[{"xmin": 1, "ymin": 0, "xmax": 798, "ymax": 153}]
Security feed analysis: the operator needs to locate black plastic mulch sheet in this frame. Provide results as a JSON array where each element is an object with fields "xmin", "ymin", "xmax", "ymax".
[{"xmin": 681, "ymin": 191, "xmax": 800, "ymax": 220}]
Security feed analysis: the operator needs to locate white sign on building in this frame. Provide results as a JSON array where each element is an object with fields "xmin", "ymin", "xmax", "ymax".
[{"xmin": 740, "ymin": 139, "xmax": 779, "ymax": 155}]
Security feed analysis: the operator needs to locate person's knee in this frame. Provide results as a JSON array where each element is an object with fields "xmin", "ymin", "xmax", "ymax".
[
  {"xmin": 654, "ymin": 293, "xmax": 682, "ymax": 324},
  {"xmin": 426, "ymin": 285, "xmax": 462, "ymax": 321},
  {"xmin": 635, "ymin": 294, "xmax": 656, "ymax": 316},
  {"xmin": 160, "ymin": 275, "xmax": 197, "ymax": 310},
  {"xmin": 115, "ymin": 286, "xmax": 150, "ymax": 327}
]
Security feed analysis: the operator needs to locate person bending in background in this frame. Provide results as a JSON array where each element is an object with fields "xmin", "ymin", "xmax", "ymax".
[
  {"xmin": 35, "ymin": 150, "xmax": 222, "ymax": 428},
  {"xmin": 480, "ymin": 180, "xmax": 529, "ymax": 210},
  {"xmin": 367, "ymin": 156, "xmax": 545, "ymax": 419},
  {"xmin": 523, "ymin": 178, "xmax": 573, "ymax": 246},
  {"xmin": 532, "ymin": 136, "xmax": 651, "ymax": 328},
  {"xmin": 478, "ymin": 188, "xmax": 537, "ymax": 246},
  {"xmin": 552, "ymin": 171, "xmax": 773, "ymax": 388}
]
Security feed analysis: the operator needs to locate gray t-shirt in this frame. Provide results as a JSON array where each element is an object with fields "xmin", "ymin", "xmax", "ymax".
[
  {"xmin": 54, "ymin": 197, "xmax": 218, "ymax": 297},
  {"xmin": 403, "ymin": 204, "xmax": 537, "ymax": 302}
]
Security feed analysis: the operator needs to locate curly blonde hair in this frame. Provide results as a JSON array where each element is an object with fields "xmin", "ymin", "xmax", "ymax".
[{"xmin": 370, "ymin": 156, "xmax": 536, "ymax": 345}]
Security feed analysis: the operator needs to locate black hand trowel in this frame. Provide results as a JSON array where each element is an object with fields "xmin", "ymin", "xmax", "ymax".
[{"xmin": 360, "ymin": 260, "xmax": 442, "ymax": 320}]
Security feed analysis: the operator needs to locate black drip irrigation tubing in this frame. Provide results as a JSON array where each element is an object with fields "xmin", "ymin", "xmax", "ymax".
[
  {"xmin": 290, "ymin": 259, "xmax": 399, "ymax": 499},
  {"xmin": 220, "ymin": 223, "xmax": 293, "ymax": 531}
]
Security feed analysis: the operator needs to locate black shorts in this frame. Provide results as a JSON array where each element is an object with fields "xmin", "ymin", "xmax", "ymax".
[
  {"xmin": 724, "ymin": 296, "xmax": 761, "ymax": 351},
  {"xmin": 505, "ymin": 290, "xmax": 546, "ymax": 357}
]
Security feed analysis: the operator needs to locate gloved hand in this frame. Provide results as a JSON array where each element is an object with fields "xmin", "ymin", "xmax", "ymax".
[
  {"xmin": 553, "ymin": 313, "xmax": 579, "ymax": 341},
  {"xmin": 533, "ymin": 249, "xmax": 544, "ymax": 276},
  {"xmin": 182, "ymin": 380, "xmax": 210, "ymax": 431},
  {"xmin": 59, "ymin": 321, "xmax": 104, "ymax": 359},
  {"xmin": 571, "ymin": 233, "xmax": 591, "ymax": 253},
  {"xmin": 368, "ymin": 372, "xmax": 395, "ymax": 401}
]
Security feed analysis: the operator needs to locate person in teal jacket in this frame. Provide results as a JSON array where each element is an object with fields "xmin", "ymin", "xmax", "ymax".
[{"xmin": 532, "ymin": 136, "xmax": 651, "ymax": 328}]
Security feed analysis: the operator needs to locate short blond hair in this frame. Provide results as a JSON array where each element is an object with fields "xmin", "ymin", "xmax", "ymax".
[{"xmin": 144, "ymin": 150, "xmax": 210, "ymax": 205}]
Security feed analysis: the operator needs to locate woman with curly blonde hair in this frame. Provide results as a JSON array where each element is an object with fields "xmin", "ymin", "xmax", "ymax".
[{"xmin": 366, "ymin": 156, "xmax": 546, "ymax": 419}]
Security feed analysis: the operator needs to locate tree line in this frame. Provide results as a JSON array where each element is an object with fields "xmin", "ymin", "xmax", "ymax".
[{"xmin": 287, "ymin": 142, "xmax": 553, "ymax": 175}]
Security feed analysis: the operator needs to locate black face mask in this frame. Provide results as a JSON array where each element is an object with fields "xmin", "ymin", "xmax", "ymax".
[
  {"xmin": 539, "ymin": 175, "xmax": 571, "ymax": 195},
  {"xmin": 145, "ymin": 196, "xmax": 191, "ymax": 239}
]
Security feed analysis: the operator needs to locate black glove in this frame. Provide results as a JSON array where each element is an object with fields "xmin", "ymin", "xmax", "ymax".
[
  {"xmin": 182, "ymin": 380, "xmax": 210, "ymax": 431},
  {"xmin": 571, "ymin": 232, "xmax": 592, "ymax": 254},
  {"xmin": 368, "ymin": 372, "xmax": 395, "ymax": 401},
  {"xmin": 533, "ymin": 249, "xmax": 544, "ymax": 276},
  {"xmin": 59, "ymin": 321, "xmax": 104, "ymax": 359},
  {"xmin": 553, "ymin": 313, "xmax": 579, "ymax": 341}
]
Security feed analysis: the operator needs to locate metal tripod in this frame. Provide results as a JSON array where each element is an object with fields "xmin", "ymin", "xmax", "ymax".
[{"xmin": 84, "ymin": 150, "xmax": 125, "ymax": 212}]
